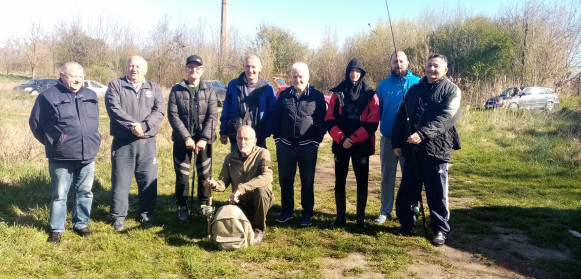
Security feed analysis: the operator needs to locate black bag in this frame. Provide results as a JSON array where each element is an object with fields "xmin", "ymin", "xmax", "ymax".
[{"xmin": 226, "ymin": 117, "xmax": 243, "ymax": 143}]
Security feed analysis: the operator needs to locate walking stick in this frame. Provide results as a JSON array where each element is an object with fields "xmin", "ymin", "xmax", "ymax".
[{"xmin": 189, "ymin": 150, "xmax": 197, "ymax": 222}]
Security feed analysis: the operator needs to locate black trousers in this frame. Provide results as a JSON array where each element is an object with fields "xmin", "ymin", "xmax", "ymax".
[
  {"xmin": 173, "ymin": 142, "xmax": 212, "ymax": 207},
  {"xmin": 334, "ymin": 153, "xmax": 369, "ymax": 225}
]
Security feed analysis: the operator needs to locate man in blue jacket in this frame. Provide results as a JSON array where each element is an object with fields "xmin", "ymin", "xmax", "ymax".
[
  {"xmin": 105, "ymin": 56, "xmax": 165, "ymax": 231},
  {"xmin": 374, "ymin": 51, "xmax": 420, "ymax": 224},
  {"xmin": 29, "ymin": 62, "xmax": 101, "ymax": 243},
  {"xmin": 219, "ymin": 55, "xmax": 277, "ymax": 150}
]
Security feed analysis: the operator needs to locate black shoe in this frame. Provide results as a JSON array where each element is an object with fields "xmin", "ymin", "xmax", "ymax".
[
  {"xmin": 357, "ymin": 222, "xmax": 369, "ymax": 233},
  {"xmin": 432, "ymin": 231, "xmax": 446, "ymax": 246},
  {"xmin": 47, "ymin": 232, "xmax": 62, "ymax": 243},
  {"xmin": 330, "ymin": 219, "xmax": 346, "ymax": 229},
  {"xmin": 112, "ymin": 219, "xmax": 125, "ymax": 231},
  {"xmin": 253, "ymin": 229, "xmax": 265, "ymax": 245},
  {"xmin": 177, "ymin": 206, "xmax": 189, "ymax": 223},
  {"xmin": 394, "ymin": 226, "xmax": 414, "ymax": 236},
  {"xmin": 276, "ymin": 213, "xmax": 293, "ymax": 223},
  {"xmin": 140, "ymin": 216, "xmax": 154, "ymax": 228},
  {"xmin": 73, "ymin": 227, "xmax": 92, "ymax": 237}
]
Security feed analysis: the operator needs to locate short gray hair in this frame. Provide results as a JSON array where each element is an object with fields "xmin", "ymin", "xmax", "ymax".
[
  {"xmin": 60, "ymin": 61, "xmax": 83, "ymax": 74},
  {"xmin": 291, "ymin": 62, "xmax": 309, "ymax": 75},
  {"xmin": 244, "ymin": 54, "xmax": 261, "ymax": 66}
]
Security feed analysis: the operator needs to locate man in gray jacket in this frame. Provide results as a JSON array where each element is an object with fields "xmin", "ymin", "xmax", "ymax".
[
  {"xmin": 168, "ymin": 55, "xmax": 218, "ymax": 222},
  {"xmin": 105, "ymin": 56, "xmax": 165, "ymax": 230}
]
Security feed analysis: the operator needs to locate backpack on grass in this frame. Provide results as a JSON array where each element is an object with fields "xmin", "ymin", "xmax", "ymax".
[{"xmin": 211, "ymin": 205, "xmax": 254, "ymax": 251}]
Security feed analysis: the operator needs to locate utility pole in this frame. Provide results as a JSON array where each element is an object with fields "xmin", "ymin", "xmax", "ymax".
[{"xmin": 220, "ymin": 0, "xmax": 229, "ymax": 57}]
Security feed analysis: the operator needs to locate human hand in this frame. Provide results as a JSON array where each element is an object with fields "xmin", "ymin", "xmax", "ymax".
[
  {"xmin": 393, "ymin": 148, "xmax": 402, "ymax": 156},
  {"xmin": 203, "ymin": 178, "xmax": 216, "ymax": 190},
  {"xmin": 185, "ymin": 138, "xmax": 196, "ymax": 149},
  {"xmin": 229, "ymin": 189, "xmax": 240, "ymax": 204},
  {"xmin": 342, "ymin": 138, "xmax": 353, "ymax": 149},
  {"xmin": 220, "ymin": 135, "xmax": 228, "ymax": 144},
  {"xmin": 131, "ymin": 123, "xmax": 145, "ymax": 137},
  {"xmin": 407, "ymin": 132, "xmax": 422, "ymax": 145},
  {"xmin": 196, "ymin": 140, "xmax": 207, "ymax": 154}
]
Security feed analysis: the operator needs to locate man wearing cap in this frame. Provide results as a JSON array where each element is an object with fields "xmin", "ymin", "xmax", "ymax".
[
  {"xmin": 106, "ymin": 56, "xmax": 165, "ymax": 230},
  {"xmin": 168, "ymin": 55, "xmax": 218, "ymax": 222},
  {"xmin": 219, "ymin": 54, "xmax": 277, "ymax": 150}
]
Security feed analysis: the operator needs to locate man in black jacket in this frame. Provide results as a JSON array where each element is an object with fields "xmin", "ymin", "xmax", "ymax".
[
  {"xmin": 272, "ymin": 62, "xmax": 327, "ymax": 226},
  {"xmin": 392, "ymin": 54, "xmax": 461, "ymax": 246},
  {"xmin": 168, "ymin": 55, "xmax": 218, "ymax": 222},
  {"xmin": 29, "ymin": 62, "xmax": 101, "ymax": 243}
]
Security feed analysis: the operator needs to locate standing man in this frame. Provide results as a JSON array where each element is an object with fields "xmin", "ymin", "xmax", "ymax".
[
  {"xmin": 29, "ymin": 62, "xmax": 101, "ymax": 243},
  {"xmin": 105, "ymin": 55, "xmax": 165, "ymax": 231},
  {"xmin": 272, "ymin": 62, "xmax": 327, "ymax": 226},
  {"xmin": 219, "ymin": 55, "xmax": 277, "ymax": 150},
  {"xmin": 374, "ymin": 51, "xmax": 420, "ymax": 224},
  {"xmin": 204, "ymin": 126, "xmax": 274, "ymax": 245},
  {"xmin": 392, "ymin": 54, "xmax": 461, "ymax": 246},
  {"xmin": 168, "ymin": 55, "xmax": 218, "ymax": 222}
]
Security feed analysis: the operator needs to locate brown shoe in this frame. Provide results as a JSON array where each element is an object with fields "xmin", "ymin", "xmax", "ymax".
[
  {"xmin": 73, "ymin": 227, "xmax": 93, "ymax": 237},
  {"xmin": 47, "ymin": 232, "xmax": 63, "ymax": 243}
]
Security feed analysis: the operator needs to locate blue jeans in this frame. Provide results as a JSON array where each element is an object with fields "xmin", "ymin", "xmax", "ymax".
[
  {"xmin": 48, "ymin": 160, "xmax": 95, "ymax": 232},
  {"xmin": 379, "ymin": 137, "xmax": 405, "ymax": 217},
  {"xmin": 276, "ymin": 142, "xmax": 318, "ymax": 218},
  {"xmin": 110, "ymin": 139, "xmax": 158, "ymax": 221}
]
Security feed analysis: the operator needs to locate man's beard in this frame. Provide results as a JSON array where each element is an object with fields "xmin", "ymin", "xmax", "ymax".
[{"xmin": 392, "ymin": 69, "xmax": 406, "ymax": 78}]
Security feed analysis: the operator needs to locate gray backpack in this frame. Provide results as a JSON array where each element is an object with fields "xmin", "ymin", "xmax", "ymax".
[{"xmin": 211, "ymin": 205, "xmax": 255, "ymax": 251}]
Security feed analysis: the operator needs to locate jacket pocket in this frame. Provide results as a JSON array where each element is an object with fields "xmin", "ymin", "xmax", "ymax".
[
  {"xmin": 53, "ymin": 100, "xmax": 74, "ymax": 120},
  {"xmin": 82, "ymin": 98, "xmax": 99, "ymax": 118}
]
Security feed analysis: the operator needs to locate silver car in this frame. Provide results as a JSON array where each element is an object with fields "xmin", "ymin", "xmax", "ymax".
[
  {"xmin": 84, "ymin": 80, "xmax": 108, "ymax": 97},
  {"xmin": 506, "ymin": 87, "xmax": 559, "ymax": 111}
]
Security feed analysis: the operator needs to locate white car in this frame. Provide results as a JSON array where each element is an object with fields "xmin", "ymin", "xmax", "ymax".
[{"xmin": 84, "ymin": 80, "xmax": 108, "ymax": 97}]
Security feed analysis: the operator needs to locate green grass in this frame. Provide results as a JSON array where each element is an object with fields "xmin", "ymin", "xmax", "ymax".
[{"xmin": 0, "ymin": 90, "xmax": 580, "ymax": 278}]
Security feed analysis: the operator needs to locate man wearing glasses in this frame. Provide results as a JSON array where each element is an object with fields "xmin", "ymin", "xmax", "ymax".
[{"xmin": 168, "ymin": 55, "xmax": 219, "ymax": 222}]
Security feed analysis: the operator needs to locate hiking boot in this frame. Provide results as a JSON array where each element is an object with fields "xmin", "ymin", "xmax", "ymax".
[
  {"xmin": 112, "ymin": 218, "xmax": 125, "ymax": 232},
  {"xmin": 374, "ymin": 214, "xmax": 389, "ymax": 224},
  {"xmin": 47, "ymin": 231, "xmax": 63, "ymax": 243},
  {"xmin": 275, "ymin": 213, "xmax": 293, "ymax": 223},
  {"xmin": 178, "ymin": 206, "xmax": 189, "ymax": 223},
  {"xmin": 73, "ymin": 227, "xmax": 92, "ymax": 237},
  {"xmin": 432, "ymin": 231, "xmax": 447, "ymax": 246},
  {"xmin": 357, "ymin": 222, "xmax": 370, "ymax": 233},
  {"xmin": 394, "ymin": 226, "xmax": 415, "ymax": 236},
  {"xmin": 253, "ymin": 229, "xmax": 266, "ymax": 245}
]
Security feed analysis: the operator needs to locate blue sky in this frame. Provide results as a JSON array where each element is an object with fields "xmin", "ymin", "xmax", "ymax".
[{"xmin": 0, "ymin": 0, "xmax": 523, "ymax": 48}]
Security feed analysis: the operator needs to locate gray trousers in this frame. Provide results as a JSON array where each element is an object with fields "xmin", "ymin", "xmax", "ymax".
[
  {"xmin": 110, "ymin": 139, "xmax": 158, "ymax": 221},
  {"xmin": 379, "ymin": 136, "xmax": 405, "ymax": 217}
]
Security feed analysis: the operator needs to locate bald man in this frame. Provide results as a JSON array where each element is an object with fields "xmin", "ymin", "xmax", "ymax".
[
  {"xmin": 105, "ymin": 56, "xmax": 165, "ymax": 231},
  {"xmin": 204, "ymin": 125, "xmax": 274, "ymax": 245},
  {"xmin": 30, "ymin": 62, "xmax": 101, "ymax": 243}
]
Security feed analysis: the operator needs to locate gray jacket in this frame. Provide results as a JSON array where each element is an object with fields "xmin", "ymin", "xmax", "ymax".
[
  {"xmin": 168, "ymin": 80, "xmax": 218, "ymax": 143},
  {"xmin": 105, "ymin": 77, "xmax": 165, "ymax": 143}
]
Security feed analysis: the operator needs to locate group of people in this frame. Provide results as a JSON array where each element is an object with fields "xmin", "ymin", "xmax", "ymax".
[{"xmin": 29, "ymin": 50, "xmax": 461, "ymax": 247}]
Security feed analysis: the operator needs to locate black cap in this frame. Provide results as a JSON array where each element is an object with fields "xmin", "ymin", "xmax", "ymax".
[{"xmin": 186, "ymin": 55, "xmax": 203, "ymax": 66}]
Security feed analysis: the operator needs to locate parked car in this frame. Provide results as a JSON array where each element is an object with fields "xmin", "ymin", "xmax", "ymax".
[
  {"xmin": 205, "ymin": 80, "xmax": 227, "ymax": 106},
  {"xmin": 13, "ymin": 79, "xmax": 58, "ymax": 95},
  {"xmin": 84, "ymin": 80, "xmax": 107, "ymax": 97},
  {"xmin": 485, "ymin": 87, "xmax": 522, "ymax": 109},
  {"xmin": 487, "ymin": 87, "xmax": 559, "ymax": 111}
]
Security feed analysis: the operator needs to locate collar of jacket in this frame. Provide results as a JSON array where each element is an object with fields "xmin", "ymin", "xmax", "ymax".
[
  {"xmin": 232, "ymin": 145, "xmax": 259, "ymax": 161},
  {"xmin": 236, "ymin": 72, "xmax": 266, "ymax": 88},
  {"xmin": 121, "ymin": 77, "xmax": 151, "ymax": 90},
  {"xmin": 178, "ymin": 79, "xmax": 209, "ymax": 90},
  {"xmin": 388, "ymin": 70, "xmax": 413, "ymax": 81},
  {"xmin": 289, "ymin": 84, "xmax": 311, "ymax": 97}
]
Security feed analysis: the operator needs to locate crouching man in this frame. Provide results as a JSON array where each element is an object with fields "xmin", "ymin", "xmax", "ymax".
[{"xmin": 203, "ymin": 125, "xmax": 274, "ymax": 245}]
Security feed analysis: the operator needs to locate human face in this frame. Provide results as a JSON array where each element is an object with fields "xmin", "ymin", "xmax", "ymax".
[
  {"xmin": 185, "ymin": 63, "xmax": 204, "ymax": 83},
  {"xmin": 126, "ymin": 56, "xmax": 148, "ymax": 84},
  {"xmin": 236, "ymin": 127, "xmax": 257, "ymax": 157},
  {"xmin": 390, "ymin": 52, "xmax": 409, "ymax": 77},
  {"xmin": 349, "ymin": 68, "xmax": 362, "ymax": 83},
  {"xmin": 425, "ymin": 57, "xmax": 448, "ymax": 83},
  {"xmin": 291, "ymin": 67, "xmax": 309, "ymax": 93},
  {"xmin": 60, "ymin": 65, "xmax": 84, "ymax": 93},
  {"xmin": 244, "ymin": 58, "xmax": 261, "ymax": 84}
]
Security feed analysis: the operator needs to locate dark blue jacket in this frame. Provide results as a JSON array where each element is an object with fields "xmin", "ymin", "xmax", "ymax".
[
  {"xmin": 272, "ymin": 85, "xmax": 327, "ymax": 147},
  {"xmin": 29, "ymin": 82, "xmax": 101, "ymax": 162},
  {"xmin": 219, "ymin": 72, "xmax": 276, "ymax": 145}
]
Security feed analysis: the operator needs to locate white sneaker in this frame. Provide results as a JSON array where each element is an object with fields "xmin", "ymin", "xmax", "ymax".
[{"xmin": 374, "ymin": 214, "xmax": 387, "ymax": 224}]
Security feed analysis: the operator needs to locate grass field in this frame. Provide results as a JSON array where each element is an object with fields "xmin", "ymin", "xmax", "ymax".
[{"xmin": 0, "ymin": 84, "xmax": 580, "ymax": 278}]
